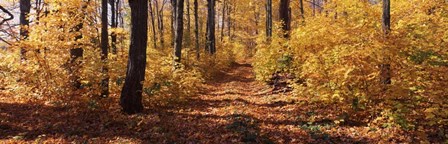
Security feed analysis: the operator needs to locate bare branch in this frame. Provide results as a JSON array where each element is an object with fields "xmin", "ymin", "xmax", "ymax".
[{"xmin": 0, "ymin": 5, "xmax": 14, "ymax": 25}]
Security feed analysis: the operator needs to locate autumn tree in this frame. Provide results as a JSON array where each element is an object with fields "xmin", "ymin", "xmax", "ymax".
[
  {"xmin": 279, "ymin": 0, "xmax": 290, "ymax": 38},
  {"xmin": 20, "ymin": 0, "xmax": 31, "ymax": 59},
  {"xmin": 120, "ymin": 0, "xmax": 148, "ymax": 114},
  {"xmin": 110, "ymin": 0, "xmax": 119, "ymax": 54},
  {"xmin": 265, "ymin": 0, "xmax": 272, "ymax": 38},
  {"xmin": 206, "ymin": 0, "xmax": 216, "ymax": 54},
  {"xmin": 174, "ymin": 0, "xmax": 185, "ymax": 65},
  {"xmin": 101, "ymin": 0, "xmax": 109, "ymax": 97},
  {"xmin": 380, "ymin": 0, "xmax": 391, "ymax": 85},
  {"xmin": 149, "ymin": 0, "xmax": 158, "ymax": 49},
  {"xmin": 194, "ymin": 0, "xmax": 199, "ymax": 59}
]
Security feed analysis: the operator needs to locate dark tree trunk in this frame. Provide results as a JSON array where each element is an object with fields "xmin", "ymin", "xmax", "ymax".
[
  {"xmin": 110, "ymin": 0, "xmax": 118, "ymax": 54},
  {"xmin": 380, "ymin": 0, "xmax": 391, "ymax": 85},
  {"xmin": 299, "ymin": 0, "xmax": 304, "ymax": 20},
  {"xmin": 206, "ymin": 0, "xmax": 216, "ymax": 54},
  {"xmin": 279, "ymin": 0, "xmax": 290, "ymax": 38},
  {"xmin": 120, "ymin": 0, "xmax": 148, "ymax": 114},
  {"xmin": 20, "ymin": 0, "xmax": 31, "ymax": 59},
  {"xmin": 194, "ymin": 0, "xmax": 199, "ymax": 59},
  {"xmin": 101, "ymin": 0, "xmax": 109, "ymax": 97},
  {"xmin": 174, "ymin": 0, "xmax": 184, "ymax": 65},
  {"xmin": 266, "ymin": 0, "xmax": 272, "ymax": 38},
  {"xmin": 149, "ymin": 1, "xmax": 158, "ymax": 49}
]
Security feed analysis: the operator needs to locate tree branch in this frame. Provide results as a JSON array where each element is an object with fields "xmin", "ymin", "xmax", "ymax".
[{"xmin": 0, "ymin": 5, "xmax": 14, "ymax": 25}]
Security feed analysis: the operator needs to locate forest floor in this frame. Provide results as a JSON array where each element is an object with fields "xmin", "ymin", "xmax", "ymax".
[{"xmin": 0, "ymin": 60, "xmax": 413, "ymax": 143}]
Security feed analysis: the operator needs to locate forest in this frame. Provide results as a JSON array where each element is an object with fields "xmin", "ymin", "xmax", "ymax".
[{"xmin": 0, "ymin": 0, "xmax": 447, "ymax": 143}]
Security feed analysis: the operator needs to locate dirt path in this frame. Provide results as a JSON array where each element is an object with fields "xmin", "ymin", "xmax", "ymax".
[
  {"xmin": 1, "ymin": 61, "xmax": 372, "ymax": 143},
  {"xmin": 150, "ymin": 61, "xmax": 310, "ymax": 143}
]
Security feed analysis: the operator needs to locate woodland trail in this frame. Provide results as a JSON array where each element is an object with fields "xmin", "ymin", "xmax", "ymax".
[
  {"xmin": 154, "ymin": 60, "xmax": 309, "ymax": 143},
  {"xmin": 0, "ymin": 60, "xmax": 372, "ymax": 143}
]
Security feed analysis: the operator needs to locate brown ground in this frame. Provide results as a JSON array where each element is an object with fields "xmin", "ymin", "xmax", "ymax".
[{"xmin": 0, "ymin": 61, "xmax": 412, "ymax": 143}]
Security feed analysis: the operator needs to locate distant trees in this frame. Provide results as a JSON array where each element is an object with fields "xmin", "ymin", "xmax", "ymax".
[{"xmin": 120, "ymin": 0, "xmax": 148, "ymax": 114}]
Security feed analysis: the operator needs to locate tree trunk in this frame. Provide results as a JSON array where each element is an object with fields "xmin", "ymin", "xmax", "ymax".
[
  {"xmin": 20, "ymin": 0, "xmax": 31, "ymax": 59},
  {"xmin": 186, "ymin": 0, "xmax": 191, "ymax": 46},
  {"xmin": 120, "ymin": 0, "xmax": 148, "ymax": 114},
  {"xmin": 227, "ymin": 1, "xmax": 231, "ymax": 38},
  {"xmin": 380, "ymin": 0, "xmax": 391, "ymax": 85},
  {"xmin": 206, "ymin": 0, "xmax": 216, "ymax": 54},
  {"xmin": 171, "ymin": 0, "xmax": 177, "ymax": 47},
  {"xmin": 110, "ymin": 0, "xmax": 118, "ymax": 54},
  {"xmin": 101, "ymin": 0, "xmax": 109, "ymax": 97},
  {"xmin": 194, "ymin": 0, "xmax": 200, "ymax": 59},
  {"xmin": 266, "ymin": 0, "xmax": 272, "ymax": 38},
  {"xmin": 155, "ymin": 0, "xmax": 165, "ymax": 47},
  {"xmin": 220, "ymin": 0, "xmax": 226, "ymax": 41},
  {"xmin": 174, "ymin": 0, "xmax": 185, "ymax": 65},
  {"xmin": 149, "ymin": 1, "xmax": 158, "ymax": 49},
  {"xmin": 279, "ymin": 0, "xmax": 290, "ymax": 38},
  {"xmin": 299, "ymin": 0, "xmax": 304, "ymax": 20}
]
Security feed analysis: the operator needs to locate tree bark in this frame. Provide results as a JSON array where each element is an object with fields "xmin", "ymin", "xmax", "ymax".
[
  {"xmin": 380, "ymin": 0, "xmax": 391, "ymax": 85},
  {"xmin": 120, "ymin": 0, "xmax": 148, "ymax": 114},
  {"xmin": 110, "ymin": 0, "xmax": 118, "ymax": 54},
  {"xmin": 194, "ymin": 0, "xmax": 200, "ymax": 59},
  {"xmin": 279, "ymin": 0, "xmax": 290, "ymax": 38},
  {"xmin": 20, "ymin": 0, "xmax": 31, "ymax": 59},
  {"xmin": 206, "ymin": 0, "xmax": 216, "ymax": 54},
  {"xmin": 101, "ymin": 0, "xmax": 109, "ymax": 97},
  {"xmin": 174, "ymin": 0, "xmax": 184, "ymax": 65},
  {"xmin": 266, "ymin": 0, "xmax": 272, "ymax": 38}
]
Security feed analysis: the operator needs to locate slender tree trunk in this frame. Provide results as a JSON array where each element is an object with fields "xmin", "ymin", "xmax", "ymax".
[
  {"xmin": 149, "ymin": 1, "xmax": 158, "ymax": 49},
  {"xmin": 220, "ymin": 0, "xmax": 226, "ymax": 41},
  {"xmin": 380, "ymin": 0, "xmax": 391, "ymax": 85},
  {"xmin": 110, "ymin": 0, "xmax": 118, "ymax": 54},
  {"xmin": 299, "ymin": 0, "xmax": 304, "ymax": 20},
  {"xmin": 171, "ymin": 0, "xmax": 177, "ymax": 47},
  {"xmin": 206, "ymin": 0, "xmax": 216, "ymax": 54},
  {"xmin": 194, "ymin": 0, "xmax": 200, "ymax": 59},
  {"xmin": 155, "ymin": 0, "xmax": 165, "ymax": 48},
  {"xmin": 101, "ymin": 0, "xmax": 109, "ymax": 97},
  {"xmin": 266, "ymin": 0, "xmax": 272, "ymax": 38},
  {"xmin": 174, "ymin": 0, "xmax": 184, "ymax": 65},
  {"xmin": 279, "ymin": 0, "xmax": 290, "ymax": 38},
  {"xmin": 120, "ymin": 0, "xmax": 148, "ymax": 114},
  {"xmin": 20, "ymin": 0, "xmax": 31, "ymax": 59},
  {"xmin": 186, "ymin": 0, "xmax": 191, "ymax": 46},
  {"xmin": 227, "ymin": 1, "xmax": 231, "ymax": 38}
]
